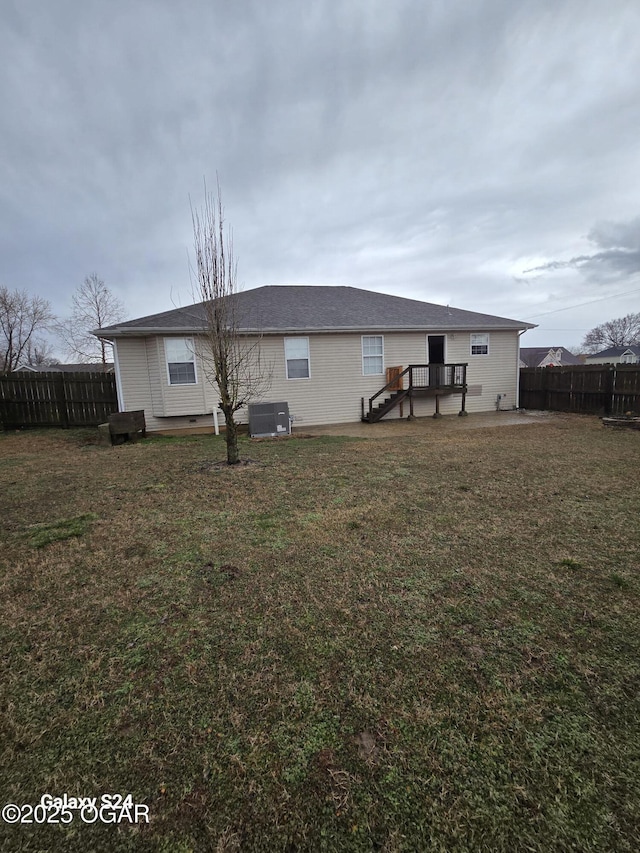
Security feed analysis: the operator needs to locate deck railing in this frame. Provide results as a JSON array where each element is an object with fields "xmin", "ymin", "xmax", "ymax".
[
  {"xmin": 408, "ymin": 363, "xmax": 467, "ymax": 389},
  {"xmin": 364, "ymin": 363, "xmax": 467, "ymax": 422}
]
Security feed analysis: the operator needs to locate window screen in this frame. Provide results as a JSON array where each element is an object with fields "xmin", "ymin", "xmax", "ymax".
[
  {"xmin": 165, "ymin": 338, "xmax": 196, "ymax": 384},
  {"xmin": 362, "ymin": 336, "xmax": 383, "ymax": 375},
  {"xmin": 470, "ymin": 334, "xmax": 489, "ymax": 356},
  {"xmin": 285, "ymin": 337, "xmax": 310, "ymax": 379}
]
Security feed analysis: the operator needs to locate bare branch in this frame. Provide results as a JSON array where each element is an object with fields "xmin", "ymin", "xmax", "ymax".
[
  {"xmin": 55, "ymin": 273, "xmax": 126, "ymax": 363},
  {"xmin": 190, "ymin": 180, "xmax": 271, "ymax": 464},
  {"xmin": 24, "ymin": 339, "xmax": 59, "ymax": 367},
  {"xmin": 0, "ymin": 287, "xmax": 54, "ymax": 372},
  {"xmin": 581, "ymin": 312, "xmax": 640, "ymax": 353}
]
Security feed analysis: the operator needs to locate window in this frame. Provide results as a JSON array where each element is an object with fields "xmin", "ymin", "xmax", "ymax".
[
  {"xmin": 620, "ymin": 351, "xmax": 636, "ymax": 364},
  {"xmin": 285, "ymin": 337, "xmax": 310, "ymax": 379},
  {"xmin": 362, "ymin": 335, "xmax": 384, "ymax": 375},
  {"xmin": 470, "ymin": 333, "xmax": 489, "ymax": 356},
  {"xmin": 165, "ymin": 337, "xmax": 196, "ymax": 385}
]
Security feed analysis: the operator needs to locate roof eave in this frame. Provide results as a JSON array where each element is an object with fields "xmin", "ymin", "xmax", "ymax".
[{"xmin": 97, "ymin": 321, "xmax": 536, "ymax": 338}]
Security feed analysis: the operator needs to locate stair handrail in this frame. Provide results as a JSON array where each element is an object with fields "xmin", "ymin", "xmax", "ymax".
[
  {"xmin": 366, "ymin": 363, "xmax": 468, "ymax": 420},
  {"xmin": 368, "ymin": 365, "xmax": 412, "ymax": 415}
]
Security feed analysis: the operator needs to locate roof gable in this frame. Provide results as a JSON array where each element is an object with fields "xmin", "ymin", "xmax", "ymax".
[
  {"xmin": 97, "ymin": 285, "xmax": 535, "ymax": 337},
  {"xmin": 519, "ymin": 346, "xmax": 582, "ymax": 367},
  {"xmin": 587, "ymin": 345, "xmax": 640, "ymax": 358}
]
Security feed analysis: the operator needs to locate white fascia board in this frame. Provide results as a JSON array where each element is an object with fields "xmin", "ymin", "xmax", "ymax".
[{"xmin": 99, "ymin": 322, "xmax": 537, "ymax": 337}]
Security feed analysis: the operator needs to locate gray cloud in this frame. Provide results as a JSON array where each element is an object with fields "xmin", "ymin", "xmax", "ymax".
[
  {"xmin": 524, "ymin": 216, "xmax": 640, "ymax": 281},
  {"xmin": 1, "ymin": 0, "xmax": 640, "ymax": 351}
]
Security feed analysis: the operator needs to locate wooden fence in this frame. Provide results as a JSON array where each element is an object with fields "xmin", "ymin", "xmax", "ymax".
[
  {"xmin": 519, "ymin": 365, "xmax": 640, "ymax": 415},
  {"xmin": 0, "ymin": 371, "xmax": 118, "ymax": 429}
]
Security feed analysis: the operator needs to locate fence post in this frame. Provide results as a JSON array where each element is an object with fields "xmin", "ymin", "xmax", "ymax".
[
  {"xmin": 56, "ymin": 373, "xmax": 70, "ymax": 428},
  {"xmin": 545, "ymin": 370, "xmax": 550, "ymax": 412},
  {"xmin": 570, "ymin": 365, "xmax": 574, "ymax": 411},
  {"xmin": 605, "ymin": 366, "xmax": 614, "ymax": 416}
]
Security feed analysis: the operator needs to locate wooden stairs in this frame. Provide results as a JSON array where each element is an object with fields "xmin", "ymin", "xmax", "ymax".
[
  {"xmin": 363, "ymin": 388, "xmax": 410, "ymax": 423},
  {"xmin": 361, "ymin": 364, "xmax": 468, "ymax": 423}
]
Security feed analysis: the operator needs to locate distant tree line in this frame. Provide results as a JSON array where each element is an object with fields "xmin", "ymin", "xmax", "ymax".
[{"xmin": 0, "ymin": 275, "xmax": 125, "ymax": 372}]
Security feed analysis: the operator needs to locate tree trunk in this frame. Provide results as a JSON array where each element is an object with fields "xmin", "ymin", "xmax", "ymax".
[{"xmin": 223, "ymin": 409, "xmax": 240, "ymax": 465}]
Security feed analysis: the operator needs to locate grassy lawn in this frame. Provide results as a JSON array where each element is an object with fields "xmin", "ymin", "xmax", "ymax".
[{"xmin": 1, "ymin": 416, "xmax": 639, "ymax": 852}]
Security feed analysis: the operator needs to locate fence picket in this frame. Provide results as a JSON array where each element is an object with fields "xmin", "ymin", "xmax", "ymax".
[
  {"xmin": 0, "ymin": 371, "xmax": 118, "ymax": 429},
  {"xmin": 519, "ymin": 365, "xmax": 640, "ymax": 415}
]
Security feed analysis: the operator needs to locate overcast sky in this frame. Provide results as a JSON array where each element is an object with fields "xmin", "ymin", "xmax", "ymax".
[{"xmin": 2, "ymin": 0, "xmax": 639, "ymax": 350}]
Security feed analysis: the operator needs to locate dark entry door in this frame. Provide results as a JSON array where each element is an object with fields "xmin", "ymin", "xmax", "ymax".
[
  {"xmin": 428, "ymin": 335, "xmax": 445, "ymax": 386},
  {"xmin": 428, "ymin": 335, "xmax": 445, "ymax": 363}
]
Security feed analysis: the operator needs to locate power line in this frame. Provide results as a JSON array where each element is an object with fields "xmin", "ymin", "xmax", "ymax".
[{"xmin": 524, "ymin": 286, "xmax": 640, "ymax": 320}]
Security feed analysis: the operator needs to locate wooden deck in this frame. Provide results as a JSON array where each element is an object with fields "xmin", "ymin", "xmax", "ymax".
[{"xmin": 362, "ymin": 364, "xmax": 468, "ymax": 423}]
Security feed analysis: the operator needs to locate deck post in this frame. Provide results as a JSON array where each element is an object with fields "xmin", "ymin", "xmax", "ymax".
[
  {"xmin": 433, "ymin": 394, "xmax": 442, "ymax": 418},
  {"xmin": 458, "ymin": 364, "xmax": 469, "ymax": 416}
]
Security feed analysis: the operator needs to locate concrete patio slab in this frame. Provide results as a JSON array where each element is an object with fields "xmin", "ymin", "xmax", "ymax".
[{"xmin": 295, "ymin": 410, "xmax": 564, "ymax": 438}]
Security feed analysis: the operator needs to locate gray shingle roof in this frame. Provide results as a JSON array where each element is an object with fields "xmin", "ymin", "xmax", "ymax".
[
  {"xmin": 586, "ymin": 345, "xmax": 640, "ymax": 358},
  {"xmin": 96, "ymin": 285, "xmax": 535, "ymax": 336},
  {"xmin": 519, "ymin": 347, "xmax": 582, "ymax": 367},
  {"xmin": 16, "ymin": 362, "xmax": 115, "ymax": 373}
]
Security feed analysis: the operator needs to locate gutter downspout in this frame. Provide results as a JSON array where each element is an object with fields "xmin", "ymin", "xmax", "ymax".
[
  {"xmin": 110, "ymin": 339, "xmax": 125, "ymax": 412},
  {"xmin": 516, "ymin": 330, "xmax": 527, "ymax": 408}
]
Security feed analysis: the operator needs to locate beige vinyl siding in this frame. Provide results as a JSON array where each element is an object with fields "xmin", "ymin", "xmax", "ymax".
[
  {"xmin": 445, "ymin": 329, "xmax": 519, "ymax": 414},
  {"xmin": 114, "ymin": 337, "xmax": 154, "ymax": 420},
  {"xmin": 146, "ymin": 338, "xmax": 164, "ymax": 415},
  {"xmin": 115, "ymin": 336, "xmax": 214, "ymax": 432},
  {"xmin": 585, "ymin": 354, "xmax": 638, "ymax": 365},
  {"xmin": 251, "ymin": 330, "xmax": 519, "ymax": 424},
  {"xmin": 257, "ymin": 333, "xmax": 390, "ymax": 425},
  {"xmin": 115, "ymin": 329, "xmax": 521, "ymax": 431},
  {"xmin": 374, "ymin": 330, "xmax": 517, "ymax": 419},
  {"xmin": 155, "ymin": 337, "xmax": 209, "ymax": 417}
]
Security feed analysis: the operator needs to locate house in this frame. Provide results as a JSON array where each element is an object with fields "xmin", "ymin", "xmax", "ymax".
[
  {"xmin": 519, "ymin": 347, "xmax": 582, "ymax": 368},
  {"xmin": 585, "ymin": 345, "xmax": 640, "ymax": 365},
  {"xmin": 16, "ymin": 362, "xmax": 115, "ymax": 373},
  {"xmin": 95, "ymin": 285, "xmax": 535, "ymax": 433}
]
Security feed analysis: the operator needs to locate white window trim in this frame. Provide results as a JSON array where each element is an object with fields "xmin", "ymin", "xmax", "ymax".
[
  {"xmin": 470, "ymin": 333, "xmax": 489, "ymax": 356},
  {"xmin": 361, "ymin": 335, "xmax": 384, "ymax": 376},
  {"xmin": 164, "ymin": 336, "xmax": 198, "ymax": 385},
  {"xmin": 620, "ymin": 350, "xmax": 636, "ymax": 364},
  {"xmin": 284, "ymin": 336, "xmax": 311, "ymax": 380}
]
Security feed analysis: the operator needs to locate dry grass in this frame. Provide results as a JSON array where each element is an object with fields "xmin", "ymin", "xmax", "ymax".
[{"xmin": 0, "ymin": 417, "xmax": 639, "ymax": 852}]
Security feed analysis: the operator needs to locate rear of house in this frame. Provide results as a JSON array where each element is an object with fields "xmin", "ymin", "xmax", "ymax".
[{"xmin": 98, "ymin": 286, "xmax": 534, "ymax": 433}]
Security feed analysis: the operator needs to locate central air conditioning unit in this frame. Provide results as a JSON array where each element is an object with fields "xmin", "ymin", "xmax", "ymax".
[{"xmin": 248, "ymin": 402, "xmax": 291, "ymax": 438}]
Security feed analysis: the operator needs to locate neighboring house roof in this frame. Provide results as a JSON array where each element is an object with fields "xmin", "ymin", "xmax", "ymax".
[
  {"xmin": 16, "ymin": 363, "xmax": 115, "ymax": 373},
  {"xmin": 96, "ymin": 285, "xmax": 535, "ymax": 337},
  {"xmin": 519, "ymin": 347, "xmax": 582, "ymax": 367},
  {"xmin": 585, "ymin": 345, "xmax": 640, "ymax": 359}
]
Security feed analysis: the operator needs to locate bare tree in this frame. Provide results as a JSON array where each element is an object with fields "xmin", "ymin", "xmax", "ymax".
[
  {"xmin": 0, "ymin": 286, "xmax": 54, "ymax": 373},
  {"xmin": 24, "ymin": 339, "xmax": 59, "ymax": 368},
  {"xmin": 581, "ymin": 312, "xmax": 640, "ymax": 353},
  {"xmin": 56, "ymin": 273, "xmax": 125, "ymax": 363},
  {"xmin": 190, "ymin": 183, "xmax": 270, "ymax": 464}
]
